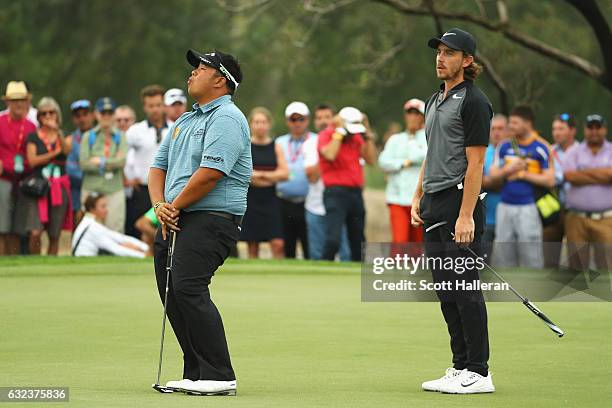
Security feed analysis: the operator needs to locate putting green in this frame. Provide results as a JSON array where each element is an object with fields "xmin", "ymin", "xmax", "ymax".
[{"xmin": 1, "ymin": 257, "xmax": 610, "ymax": 407}]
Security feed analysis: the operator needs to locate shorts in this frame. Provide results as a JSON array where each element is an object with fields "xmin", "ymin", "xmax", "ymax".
[{"xmin": 0, "ymin": 179, "xmax": 14, "ymax": 234}]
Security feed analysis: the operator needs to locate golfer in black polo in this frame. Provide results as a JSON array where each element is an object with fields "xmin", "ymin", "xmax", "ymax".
[
  {"xmin": 149, "ymin": 49, "xmax": 251, "ymax": 396},
  {"xmin": 411, "ymin": 28, "xmax": 494, "ymax": 394}
]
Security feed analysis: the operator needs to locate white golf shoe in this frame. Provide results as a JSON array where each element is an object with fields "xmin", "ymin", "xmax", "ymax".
[
  {"xmin": 164, "ymin": 379, "xmax": 194, "ymax": 391},
  {"xmin": 439, "ymin": 369, "xmax": 495, "ymax": 394},
  {"xmin": 421, "ymin": 367, "xmax": 464, "ymax": 392},
  {"xmin": 180, "ymin": 380, "xmax": 237, "ymax": 396}
]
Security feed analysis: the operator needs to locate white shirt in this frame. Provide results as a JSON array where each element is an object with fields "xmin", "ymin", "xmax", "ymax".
[
  {"xmin": 72, "ymin": 214, "xmax": 149, "ymax": 258},
  {"xmin": 302, "ymin": 135, "xmax": 326, "ymax": 216},
  {"xmin": 124, "ymin": 119, "xmax": 172, "ymax": 185}
]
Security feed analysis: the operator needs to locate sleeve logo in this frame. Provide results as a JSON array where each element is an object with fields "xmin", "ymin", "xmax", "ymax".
[{"xmin": 202, "ymin": 155, "xmax": 224, "ymax": 163}]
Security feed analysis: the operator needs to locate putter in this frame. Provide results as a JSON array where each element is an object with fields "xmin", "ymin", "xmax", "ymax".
[
  {"xmin": 425, "ymin": 221, "xmax": 565, "ymax": 338},
  {"xmin": 152, "ymin": 230, "xmax": 178, "ymax": 393}
]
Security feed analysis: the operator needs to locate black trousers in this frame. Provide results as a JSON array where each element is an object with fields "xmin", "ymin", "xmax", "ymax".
[
  {"xmin": 280, "ymin": 198, "xmax": 309, "ymax": 259},
  {"xmin": 322, "ymin": 186, "xmax": 365, "ymax": 262},
  {"xmin": 153, "ymin": 211, "xmax": 239, "ymax": 381},
  {"xmin": 420, "ymin": 185, "xmax": 489, "ymax": 376},
  {"xmin": 126, "ymin": 184, "xmax": 150, "ymax": 238}
]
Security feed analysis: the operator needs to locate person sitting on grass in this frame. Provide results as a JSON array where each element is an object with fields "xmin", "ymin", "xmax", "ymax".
[
  {"xmin": 135, "ymin": 207, "xmax": 158, "ymax": 257},
  {"xmin": 72, "ymin": 192, "xmax": 148, "ymax": 258}
]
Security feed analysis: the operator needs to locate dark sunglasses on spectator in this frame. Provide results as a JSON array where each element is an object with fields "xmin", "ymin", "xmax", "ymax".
[
  {"xmin": 39, "ymin": 110, "xmax": 56, "ymax": 116},
  {"xmin": 586, "ymin": 123, "xmax": 603, "ymax": 129},
  {"xmin": 99, "ymin": 110, "xmax": 114, "ymax": 116},
  {"xmin": 73, "ymin": 110, "xmax": 90, "ymax": 118},
  {"xmin": 289, "ymin": 117, "xmax": 306, "ymax": 123}
]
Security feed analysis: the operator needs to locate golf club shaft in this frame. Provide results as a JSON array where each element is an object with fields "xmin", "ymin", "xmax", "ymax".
[
  {"xmin": 460, "ymin": 243, "xmax": 564, "ymax": 336},
  {"xmin": 156, "ymin": 230, "xmax": 176, "ymax": 385}
]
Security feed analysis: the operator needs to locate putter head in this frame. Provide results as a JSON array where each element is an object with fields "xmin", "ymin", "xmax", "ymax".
[{"xmin": 152, "ymin": 383, "xmax": 174, "ymax": 393}]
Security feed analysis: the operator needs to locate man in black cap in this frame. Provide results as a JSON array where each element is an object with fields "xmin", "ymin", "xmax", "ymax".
[
  {"xmin": 149, "ymin": 49, "xmax": 251, "ymax": 396},
  {"xmin": 411, "ymin": 28, "xmax": 495, "ymax": 394}
]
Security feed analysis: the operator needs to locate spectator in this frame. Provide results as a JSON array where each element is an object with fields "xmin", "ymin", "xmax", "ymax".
[
  {"xmin": 489, "ymin": 106, "xmax": 555, "ymax": 268},
  {"xmin": 135, "ymin": 206, "xmax": 157, "ymax": 257},
  {"xmin": 275, "ymin": 101, "xmax": 316, "ymax": 258},
  {"xmin": 378, "ymin": 98, "xmax": 427, "ymax": 245},
  {"xmin": 240, "ymin": 107, "xmax": 289, "ymax": 258},
  {"xmin": 66, "ymin": 99, "xmax": 95, "ymax": 228},
  {"xmin": 482, "ymin": 114, "xmax": 508, "ymax": 245},
  {"xmin": 0, "ymin": 81, "xmax": 38, "ymax": 127},
  {"xmin": 72, "ymin": 192, "xmax": 148, "ymax": 257},
  {"xmin": 164, "ymin": 88, "xmax": 188, "ymax": 122},
  {"xmin": 303, "ymin": 104, "xmax": 350, "ymax": 260},
  {"xmin": 318, "ymin": 107, "xmax": 377, "ymax": 261},
  {"xmin": 124, "ymin": 85, "xmax": 172, "ymax": 237},
  {"xmin": 563, "ymin": 114, "xmax": 612, "ymax": 271},
  {"xmin": 114, "ymin": 105, "xmax": 136, "ymax": 133},
  {"xmin": 382, "ymin": 121, "xmax": 402, "ymax": 146},
  {"xmin": 14, "ymin": 97, "xmax": 72, "ymax": 255},
  {"xmin": 80, "ymin": 97, "xmax": 127, "ymax": 232},
  {"xmin": 0, "ymin": 81, "xmax": 37, "ymax": 255},
  {"xmin": 543, "ymin": 113, "xmax": 579, "ymax": 268}
]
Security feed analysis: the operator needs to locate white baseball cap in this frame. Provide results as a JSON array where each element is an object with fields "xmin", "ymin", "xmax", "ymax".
[
  {"xmin": 284, "ymin": 101, "xmax": 310, "ymax": 118},
  {"xmin": 164, "ymin": 88, "xmax": 187, "ymax": 106},
  {"xmin": 339, "ymin": 106, "xmax": 366, "ymax": 134},
  {"xmin": 403, "ymin": 98, "xmax": 425, "ymax": 114}
]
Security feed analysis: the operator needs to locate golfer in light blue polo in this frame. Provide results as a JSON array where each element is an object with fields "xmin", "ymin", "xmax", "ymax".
[{"xmin": 148, "ymin": 49, "xmax": 251, "ymax": 396}]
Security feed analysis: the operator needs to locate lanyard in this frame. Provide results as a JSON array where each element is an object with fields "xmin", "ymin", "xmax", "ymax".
[
  {"xmin": 104, "ymin": 133, "xmax": 111, "ymax": 158},
  {"xmin": 288, "ymin": 134, "xmax": 308, "ymax": 163},
  {"xmin": 8, "ymin": 115, "xmax": 26, "ymax": 151},
  {"xmin": 38, "ymin": 129, "xmax": 58, "ymax": 153}
]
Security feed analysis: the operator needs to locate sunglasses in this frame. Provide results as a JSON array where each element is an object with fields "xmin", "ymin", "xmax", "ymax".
[
  {"xmin": 289, "ymin": 117, "xmax": 306, "ymax": 123},
  {"xmin": 99, "ymin": 110, "xmax": 114, "ymax": 116},
  {"xmin": 586, "ymin": 123, "xmax": 603, "ymax": 129},
  {"xmin": 39, "ymin": 110, "xmax": 56, "ymax": 116}
]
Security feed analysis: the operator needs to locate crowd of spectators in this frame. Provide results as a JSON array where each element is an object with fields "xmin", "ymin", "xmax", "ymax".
[{"xmin": 0, "ymin": 79, "xmax": 609, "ymax": 270}]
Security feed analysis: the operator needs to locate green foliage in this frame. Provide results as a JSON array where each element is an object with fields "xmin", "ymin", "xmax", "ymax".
[{"xmin": 0, "ymin": 0, "xmax": 610, "ymax": 140}]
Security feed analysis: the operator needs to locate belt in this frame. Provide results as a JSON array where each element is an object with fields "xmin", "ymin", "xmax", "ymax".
[
  {"xmin": 568, "ymin": 209, "xmax": 612, "ymax": 221},
  {"xmin": 450, "ymin": 182, "xmax": 487, "ymax": 201},
  {"xmin": 277, "ymin": 193, "xmax": 305, "ymax": 204},
  {"xmin": 202, "ymin": 211, "xmax": 243, "ymax": 226}
]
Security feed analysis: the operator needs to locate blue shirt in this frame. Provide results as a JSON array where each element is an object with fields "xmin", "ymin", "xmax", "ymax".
[
  {"xmin": 151, "ymin": 95, "xmax": 252, "ymax": 215},
  {"xmin": 66, "ymin": 128, "xmax": 84, "ymax": 180},
  {"xmin": 483, "ymin": 143, "xmax": 500, "ymax": 226},
  {"xmin": 275, "ymin": 132, "xmax": 316, "ymax": 199},
  {"xmin": 497, "ymin": 136, "xmax": 550, "ymax": 205}
]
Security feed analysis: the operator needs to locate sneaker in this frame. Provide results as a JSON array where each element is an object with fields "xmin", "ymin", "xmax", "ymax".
[
  {"xmin": 440, "ymin": 370, "xmax": 495, "ymax": 394},
  {"xmin": 165, "ymin": 379, "xmax": 194, "ymax": 391},
  {"xmin": 180, "ymin": 380, "xmax": 237, "ymax": 396},
  {"xmin": 421, "ymin": 367, "xmax": 464, "ymax": 392}
]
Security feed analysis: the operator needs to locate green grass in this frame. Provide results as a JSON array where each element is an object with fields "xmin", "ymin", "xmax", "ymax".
[{"xmin": 1, "ymin": 257, "xmax": 610, "ymax": 407}]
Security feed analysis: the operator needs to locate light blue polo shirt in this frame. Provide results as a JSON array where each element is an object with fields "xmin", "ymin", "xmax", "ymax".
[
  {"xmin": 151, "ymin": 95, "xmax": 252, "ymax": 215},
  {"xmin": 275, "ymin": 131, "xmax": 316, "ymax": 199}
]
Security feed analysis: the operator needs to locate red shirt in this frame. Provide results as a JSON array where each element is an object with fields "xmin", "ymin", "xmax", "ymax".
[
  {"xmin": 0, "ymin": 113, "xmax": 37, "ymax": 181},
  {"xmin": 317, "ymin": 126, "xmax": 365, "ymax": 188}
]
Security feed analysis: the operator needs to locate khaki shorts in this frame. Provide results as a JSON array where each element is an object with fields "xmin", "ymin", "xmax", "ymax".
[{"xmin": 0, "ymin": 179, "xmax": 14, "ymax": 234}]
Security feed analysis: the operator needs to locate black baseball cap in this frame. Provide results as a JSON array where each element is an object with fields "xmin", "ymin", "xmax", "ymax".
[
  {"xmin": 586, "ymin": 114, "xmax": 606, "ymax": 127},
  {"xmin": 186, "ymin": 49, "xmax": 241, "ymax": 91},
  {"xmin": 428, "ymin": 27, "xmax": 477, "ymax": 55}
]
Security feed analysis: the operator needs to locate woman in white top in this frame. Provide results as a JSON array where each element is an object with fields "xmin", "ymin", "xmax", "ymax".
[{"xmin": 72, "ymin": 192, "xmax": 149, "ymax": 258}]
